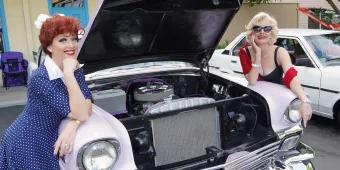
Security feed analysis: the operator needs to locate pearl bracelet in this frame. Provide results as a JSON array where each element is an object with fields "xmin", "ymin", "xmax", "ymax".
[{"xmin": 252, "ymin": 63, "xmax": 261, "ymax": 68}]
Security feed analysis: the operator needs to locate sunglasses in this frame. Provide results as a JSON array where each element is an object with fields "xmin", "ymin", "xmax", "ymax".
[{"xmin": 252, "ymin": 25, "xmax": 273, "ymax": 33}]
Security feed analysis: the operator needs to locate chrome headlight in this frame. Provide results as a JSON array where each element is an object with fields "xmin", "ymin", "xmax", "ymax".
[
  {"xmin": 78, "ymin": 139, "xmax": 120, "ymax": 170},
  {"xmin": 285, "ymin": 99, "xmax": 302, "ymax": 123},
  {"xmin": 280, "ymin": 135, "xmax": 300, "ymax": 151}
]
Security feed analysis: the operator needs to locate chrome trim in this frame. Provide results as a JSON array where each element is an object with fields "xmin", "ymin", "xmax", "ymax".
[
  {"xmin": 202, "ymin": 141, "xmax": 314, "ymax": 170},
  {"xmin": 283, "ymin": 142, "xmax": 314, "ymax": 165},
  {"xmin": 76, "ymin": 138, "xmax": 121, "ymax": 170},
  {"xmin": 168, "ymin": 160, "xmax": 207, "ymax": 170},
  {"xmin": 279, "ymin": 135, "xmax": 300, "ymax": 151},
  {"xmin": 202, "ymin": 141, "xmax": 281, "ymax": 170},
  {"xmin": 285, "ymin": 98, "xmax": 302, "ymax": 123},
  {"xmin": 277, "ymin": 124, "xmax": 303, "ymax": 139}
]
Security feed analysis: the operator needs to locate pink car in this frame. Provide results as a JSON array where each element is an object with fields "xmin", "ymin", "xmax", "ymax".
[{"xmin": 57, "ymin": 0, "xmax": 315, "ymax": 169}]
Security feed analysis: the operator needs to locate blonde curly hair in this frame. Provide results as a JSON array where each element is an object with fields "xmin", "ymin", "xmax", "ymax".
[{"xmin": 245, "ymin": 12, "xmax": 278, "ymax": 45}]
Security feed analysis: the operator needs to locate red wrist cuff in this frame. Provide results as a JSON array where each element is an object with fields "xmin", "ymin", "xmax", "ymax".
[{"xmin": 283, "ymin": 67, "xmax": 298, "ymax": 88}]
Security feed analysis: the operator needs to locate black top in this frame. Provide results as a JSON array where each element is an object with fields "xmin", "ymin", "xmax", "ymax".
[{"xmin": 246, "ymin": 46, "xmax": 283, "ymax": 85}]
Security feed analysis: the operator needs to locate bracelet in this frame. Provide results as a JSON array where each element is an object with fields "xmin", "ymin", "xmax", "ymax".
[
  {"xmin": 252, "ymin": 63, "xmax": 261, "ymax": 68},
  {"xmin": 70, "ymin": 118, "xmax": 81, "ymax": 125},
  {"xmin": 301, "ymin": 98, "xmax": 311, "ymax": 104}
]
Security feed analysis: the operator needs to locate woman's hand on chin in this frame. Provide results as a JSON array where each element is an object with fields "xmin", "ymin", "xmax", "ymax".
[
  {"xmin": 251, "ymin": 34, "xmax": 261, "ymax": 56},
  {"xmin": 62, "ymin": 58, "xmax": 79, "ymax": 74}
]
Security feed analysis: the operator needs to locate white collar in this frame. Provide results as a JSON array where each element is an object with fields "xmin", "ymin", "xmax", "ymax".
[{"xmin": 44, "ymin": 56, "xmax": 64, "ymax": 81}]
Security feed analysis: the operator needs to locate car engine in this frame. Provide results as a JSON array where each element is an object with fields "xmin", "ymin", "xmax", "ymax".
[
  {"xmin": 90, "ymin": 74, "xmax": 270, "ymax": 169},
  {"xmin": 132, "ymin": 83, "xmax": 174, "ymax": 115}
]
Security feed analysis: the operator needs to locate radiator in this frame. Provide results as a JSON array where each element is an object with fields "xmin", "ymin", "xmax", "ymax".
[{"xmin": 146, "ymin": 97, "xmax": 220, "ymax": 166}]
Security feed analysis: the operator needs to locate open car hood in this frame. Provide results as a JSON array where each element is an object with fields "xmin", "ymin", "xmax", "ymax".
[{"xmin": 78, "ymin": 0, "xmax": 241, "ymax": 74}]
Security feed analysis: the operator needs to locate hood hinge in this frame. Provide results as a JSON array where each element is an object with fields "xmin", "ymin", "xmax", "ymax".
[{"xmin": 200, "ymin": 49, "xmax": 214, "ymax": 73}]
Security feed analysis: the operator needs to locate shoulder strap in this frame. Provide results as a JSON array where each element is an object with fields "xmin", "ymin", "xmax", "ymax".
[{"xmin": 274, "ymin": 46, "xmax": 280, "ymax": 67}]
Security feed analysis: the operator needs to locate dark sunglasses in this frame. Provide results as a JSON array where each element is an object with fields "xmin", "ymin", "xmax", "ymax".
[{"xmin": 252, "ymin": 25, "xmax": 273, "ymax": 33}]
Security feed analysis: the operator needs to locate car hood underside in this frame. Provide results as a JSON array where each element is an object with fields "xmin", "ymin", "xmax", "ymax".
[{"xmin": 78, "ymin": 0, "xmax": 241, "ymax": 74}]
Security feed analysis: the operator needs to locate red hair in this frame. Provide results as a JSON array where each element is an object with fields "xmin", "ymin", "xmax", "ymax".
[{"xmin": 39, "ymin": 15, "xmax": 81, "ymax": 56}]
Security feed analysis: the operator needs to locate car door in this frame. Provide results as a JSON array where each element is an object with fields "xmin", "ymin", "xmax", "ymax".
[
  {"xmin": 276, "ymin": 37, "xmax": 321, "ymax": 111},
  {"xmin": 303, "ymin": 33, "xmax": 340, "ymax": 118},
  {"xmin": 228, "ymin": 37, "xmax": 247, "ymax": 76},
  {"xmin": 209, "ymin": 33, "xmax": 246, "ymax": 76}
]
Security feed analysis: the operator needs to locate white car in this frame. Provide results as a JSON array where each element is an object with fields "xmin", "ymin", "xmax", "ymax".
[
  {"xmin": 209, "ymin": 29, "xmax": 340, "ymax": 125},
  {"xmin": 56, "ymin": 1, "xmax": 315, "ymax": 169}
]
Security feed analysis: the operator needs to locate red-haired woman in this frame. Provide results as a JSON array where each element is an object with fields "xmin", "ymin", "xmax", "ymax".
[{"xmin": 0, "ymin": 15, "xmax": 92, "ymax": 169}]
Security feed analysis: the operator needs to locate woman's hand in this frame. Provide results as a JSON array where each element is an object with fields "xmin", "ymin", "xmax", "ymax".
[
  {"xmin": 62, "ymin": 58, "xmax": 79, "ymax": 74},
  {"xmin": 250, "ymin": 34, "xmax": 261, "ymax": 57},
  {"xmin": 299, "ymin": 102, "xmax": 312, "ymax": 127},
  {"xmin": 53, "ymin": 120, "xmax": 79, "ymax": 157}
]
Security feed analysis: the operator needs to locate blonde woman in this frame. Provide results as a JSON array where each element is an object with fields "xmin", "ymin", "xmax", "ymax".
[{"xmin": 239, "ymin": 12, "xmax": 312, "ymax": 127}]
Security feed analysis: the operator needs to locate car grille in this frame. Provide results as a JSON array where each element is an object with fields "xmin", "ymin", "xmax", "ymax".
[
  {"xmin": 225, "ymin": 140, "xmax": 281, "ymax": 170},
  {"xmin": 146, "ymin": 97, "xmax": 220, "ymax": 166}
]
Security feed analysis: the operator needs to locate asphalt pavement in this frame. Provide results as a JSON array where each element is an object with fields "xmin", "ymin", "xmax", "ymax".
[
  {"xmin": 302, "ymin": 115, "xmax": 340, "ymax": 170},
  {"xmin": 0, "ymin": 105, "xmax": 339, "ymax": 169}
]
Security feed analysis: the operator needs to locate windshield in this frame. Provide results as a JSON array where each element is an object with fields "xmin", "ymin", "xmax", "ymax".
[{"xmin": 305, "ymin": 33, "xmax": 340, "ymax": 66}]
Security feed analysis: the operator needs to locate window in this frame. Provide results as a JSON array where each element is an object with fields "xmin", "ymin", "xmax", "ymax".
[
  {"xmin": 305, "ymin": 33, "xmax": 340, "ymax": 66},
  {"xmin": 48, "ymin": 0, "xmax": 88, "ymax": 27},
  {"xmin": 232, "ymin": 37, "xmax": 247, "ymax": 56},
  {"xmin": 276, "ymin": 38, "xmax": 314, "ymax": 67},
  {"xmin": 307, "ymin": 8, "xmax": 340, "ymax": 29},
  {"xmin": 52, "ymin": 0, "xmax": 84, "ymax": 7}
]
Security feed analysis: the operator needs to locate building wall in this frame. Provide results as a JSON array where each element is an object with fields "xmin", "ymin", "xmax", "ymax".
[
  {"xmin": 88, "ymin": 0, "xmax": 98, "ymax": 17},
  {"xmin": 222, "ymin": 0, "xmax": 339, "ymax": 43},
  {"xmin": 222, "ymin": 3, "xmax": 299, "ymax": 43},
  {"xmin": 297, "ymin": 0, "xmax": 340, "ymax": 28},
  {"xmin": 2, "ymin": 0, "xmax": 96, "ymax": 62}
]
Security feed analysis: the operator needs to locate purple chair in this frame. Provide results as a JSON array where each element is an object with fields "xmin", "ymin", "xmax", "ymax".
[{"xmin": 0, "ymin": 51, "xmax": 28, "ymax": 87}]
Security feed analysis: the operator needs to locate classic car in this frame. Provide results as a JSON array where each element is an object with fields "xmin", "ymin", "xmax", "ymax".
[
  {"xmin": 57, "ymin": 0, "xmax": 315, "ymax": 169},
  {"xmin": 209, "ymin": 29, "xmax": 340, "ymax": 125}
]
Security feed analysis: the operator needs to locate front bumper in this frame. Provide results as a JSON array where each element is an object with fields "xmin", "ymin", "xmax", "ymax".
[
  {"xmin": 274, "ymin": 142, "xmax": 315, "ymax": 170},
  {"xmin": 202, "ymin": 142, "xmax": 314, "ymax": 170}
]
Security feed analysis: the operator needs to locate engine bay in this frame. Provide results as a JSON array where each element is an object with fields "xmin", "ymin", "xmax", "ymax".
[{"xmin": 89, "ymin": 72, "xmax": 275, "ymax": 169}]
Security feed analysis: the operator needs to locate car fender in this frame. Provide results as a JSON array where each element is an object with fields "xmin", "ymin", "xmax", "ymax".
[
  {"xmin": 319, "ymin": 67, "xmax": 340, "ymax": 113},
  {"xmin": 58, "ymin": 104, "xmax": 136, "ymax": 170},
  {"xmin": 331, "ymin": 94, "xmax": 340, "ymax": 115},
  {"xmin": 247, "ymin": 81, "xmax": 298, "ymax": 132},
  {"xmin": 210, "ymin": 70, "xmax": 298, "ymax": 132}
]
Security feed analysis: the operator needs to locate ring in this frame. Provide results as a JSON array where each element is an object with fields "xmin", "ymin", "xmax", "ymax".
[{"xmin": 64, "ymin": 143, "xmax": 69, "ymax": 148}]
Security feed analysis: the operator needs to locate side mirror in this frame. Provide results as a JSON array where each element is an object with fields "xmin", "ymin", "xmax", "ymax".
[{"xmin": 222, "ymin": 50, "xmax": 230, "ymax": 55}]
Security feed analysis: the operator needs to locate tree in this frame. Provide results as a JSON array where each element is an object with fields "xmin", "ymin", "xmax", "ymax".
[
  {"xmin": 245, "ymin": 0, "xmax": 272, "ymax": 7},
  {"xmin": 325, "ymin": 0, "xmax": 339, "ymax": 14},
  {"xmin": 245, "ymin": 0, "xmax": 339, "ymax": 12}
]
